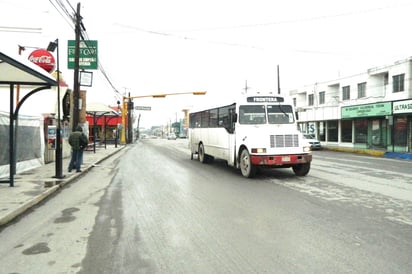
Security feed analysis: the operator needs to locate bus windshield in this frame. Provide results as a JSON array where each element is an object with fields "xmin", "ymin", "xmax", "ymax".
[
  {"xmin": 239, "ymin": 105, "xmax": 266, "ymax": 124},
  {"xmin": 239, "ymin": 105, "xmax": 294, "ymax": 125},
  {"xmin": 267, "ymin": 105, "xmax": 294, "ymax": 124}
]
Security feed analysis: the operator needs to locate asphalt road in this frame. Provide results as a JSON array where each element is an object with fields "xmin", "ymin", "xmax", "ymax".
[{"xmin": 0, "ymin": 138, "xmax": 411, "ymax": 273}]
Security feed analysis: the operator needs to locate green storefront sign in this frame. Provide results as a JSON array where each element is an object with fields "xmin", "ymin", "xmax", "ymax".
[
  {"xmin": 341, "ymin": 102, "xmax": 392, "ymax": 118},
  {"xmin": 67, "ymin": 40, "xmax": 98, "ymax": 69}
]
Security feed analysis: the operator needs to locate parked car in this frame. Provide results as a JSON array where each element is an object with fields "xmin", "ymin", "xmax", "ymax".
[
  {"xmin": 167, "ymin": 133, "xmax": 177, "ymax": 140},
  {"xmin": 303, "ymin": 134, "xmax": 321, "ymax": 150}
]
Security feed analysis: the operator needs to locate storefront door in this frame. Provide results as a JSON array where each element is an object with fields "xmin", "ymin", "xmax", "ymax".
[
  {"xmin": 371, "ymin": 118, "xmax": 386, "ymax": 147},
  {"xmin": 409, "ymin": 119, "xmax": 412, "ymax": 152}
]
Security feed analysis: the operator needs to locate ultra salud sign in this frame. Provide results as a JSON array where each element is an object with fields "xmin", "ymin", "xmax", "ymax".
[{"xmin": 393, "ymin": 99, "xmax": 412, "ymax": 114}]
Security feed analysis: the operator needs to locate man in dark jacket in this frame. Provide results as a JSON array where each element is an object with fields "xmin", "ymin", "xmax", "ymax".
[{"xmin": 68, "ymin": 125, "xmax": 88, "ymax": 172}]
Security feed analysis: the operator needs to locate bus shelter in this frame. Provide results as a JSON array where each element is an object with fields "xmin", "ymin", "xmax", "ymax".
[
  {"xmin": 86, "ymin": 103, "xmax": 121, "ymax": 153},
  {"xmin": 0, "ymin": 51, "xmax": 57, "ymax": 187}
]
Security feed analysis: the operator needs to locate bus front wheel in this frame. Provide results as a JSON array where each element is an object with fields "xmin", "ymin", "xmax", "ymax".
[
  {"xmin": 292, "ymin": 163, "xmax": 311, "ymax": 176},
  {"xmin": 240, "ymin": 149, "xmax": 256, "ymax": 178}
]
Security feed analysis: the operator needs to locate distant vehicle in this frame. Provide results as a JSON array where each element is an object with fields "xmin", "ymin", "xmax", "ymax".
[
  {"xmin": 167, "ymin": 133, "xmax": 177, "ymax": 140},
  {"xmin": 189, "ymin": 93, "xmax": 312, "ymax": 178},
  {"xmin": 303, "ymin": 134, "xmax": 321, "ymax": 150}
]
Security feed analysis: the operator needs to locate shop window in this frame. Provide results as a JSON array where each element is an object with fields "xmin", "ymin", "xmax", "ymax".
[
  {"xmin": 327, "ymin": 120, "xmax": 338, "ymax": 142},
  {"xmin": 371, "ymin": 119, "xmax": 386, "ymax": 147},
  {"xmin": 317, "ymin": 121, "xmax": 325, "ymax": 141},
  {"xmin": 409, "ymin": 120, "xmax": 412, "ymax": 152},
  {"xmin": 299, "ymin": 123, "xmax": 307, "ymax": 133},
  {"xmin": 341, "ymin": 120, "xmax": 352, "ymax": 142},
  {"xmin": 354, "ymin": 119, "xmax": 367, "ymax": 143},
  {"xmin": 394, "ymin": 117, "xmax": 407, "ymax": 146}
]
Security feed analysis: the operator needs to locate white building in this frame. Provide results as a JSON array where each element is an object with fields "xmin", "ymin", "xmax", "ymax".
[{"xmin": 290, "ymin": 57, "xmax": 412, "ymax": 154}]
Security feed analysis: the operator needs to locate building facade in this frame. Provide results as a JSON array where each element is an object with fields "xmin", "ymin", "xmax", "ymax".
[{"xmin": 290, "ymin": 57, "xmax": 412, "ymax": 154}]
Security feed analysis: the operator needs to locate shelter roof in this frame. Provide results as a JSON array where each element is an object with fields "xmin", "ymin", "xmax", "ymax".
[
  {"xmin": 86, "ymin": 102, "xmax": 119, "ymax": 116},
  {"xmin": 0, "ymin": 51, "xmax": 57, "ymax": 86}
]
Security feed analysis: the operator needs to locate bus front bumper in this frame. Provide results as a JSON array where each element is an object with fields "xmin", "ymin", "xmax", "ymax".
[{"xmin": 250, "ymin": 154, "xmax": 312, "ymax": 166}]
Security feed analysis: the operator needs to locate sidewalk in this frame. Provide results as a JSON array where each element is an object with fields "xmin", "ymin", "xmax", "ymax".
[{"xmin": 0, "ymin": 144, "xmax": 125, "ymax": 227}]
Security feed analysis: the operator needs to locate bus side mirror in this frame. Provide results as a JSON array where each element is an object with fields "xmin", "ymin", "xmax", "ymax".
[{"xmin": 232, "ymin": 113, "xmax": 237, "ymax": 123}]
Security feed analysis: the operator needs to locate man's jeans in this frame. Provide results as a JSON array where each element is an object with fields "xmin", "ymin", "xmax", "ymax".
[{"xmin": 68, "ymin": 149, "xmax": 82, "ymax": 172}]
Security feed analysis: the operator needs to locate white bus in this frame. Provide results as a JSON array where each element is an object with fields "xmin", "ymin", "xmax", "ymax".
[{"xmin": 188, "ymin": 93, "xmax": 312, "ymax": 178}]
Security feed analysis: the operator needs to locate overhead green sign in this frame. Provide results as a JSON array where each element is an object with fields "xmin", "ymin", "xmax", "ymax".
[
  {"xmin": 67, "ymin": 40, "xmax": 98, "ymax": 70},
  {"xmin": 341, "ymin": 102, "xmax": 392, "ymax": 118}
]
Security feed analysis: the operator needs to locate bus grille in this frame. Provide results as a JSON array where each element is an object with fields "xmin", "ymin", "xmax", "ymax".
[{"xmin": 270, "ymin": 134, "xmax": 299, "ymax": 148}]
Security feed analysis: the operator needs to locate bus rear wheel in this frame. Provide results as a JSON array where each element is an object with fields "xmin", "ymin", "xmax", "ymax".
[
  {"xmin": 292, "ymin": 163, "xmax": 311, "ymax": 176},
  {"xmin": 240, "ymin": 149, "xmax": 256, "ymax": 178},
  {"xmin": 198, "ymin": 143, "xmax": 207, "ymax": 163}
]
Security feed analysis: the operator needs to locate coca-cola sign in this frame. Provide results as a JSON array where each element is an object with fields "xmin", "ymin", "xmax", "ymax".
[{"xmin": 28, "ymin": 49, "xmax": 55, "ymax": 73}]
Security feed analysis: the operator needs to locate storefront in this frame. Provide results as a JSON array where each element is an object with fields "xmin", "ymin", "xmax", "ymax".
[
  {"xmin": 341, "ymin": 102, "xmax": 392, "ymax": 149},
  {"xmin": 393, "ymin": 99, "xmax": 412, "ymax": 152}
]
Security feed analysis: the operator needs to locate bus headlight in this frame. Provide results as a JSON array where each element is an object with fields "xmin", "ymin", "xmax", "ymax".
[
  {"xmin": 303, "ymin": 146, "xmax": 311, "ymax": 152},
  {"xmin": 251, "ymin": 148, "xmax": 266, "ymax": 153}
]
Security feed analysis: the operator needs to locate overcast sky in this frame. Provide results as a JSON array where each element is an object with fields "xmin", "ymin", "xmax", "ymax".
[{"xmin": 2, "ymin": 0, "xmax": 412, "ymax": 127}]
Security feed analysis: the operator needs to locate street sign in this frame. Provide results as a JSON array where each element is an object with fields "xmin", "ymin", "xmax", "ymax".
[
  {"xmin": 80, "ymin": 71, "xmax": 93, "ymax": 87},
  {"xmin": 135, "ymin": 106, "xmax": 151, "ymax": 111},
  {"xmin": 67, "ymin": 40, "xmax": 98, "ymax": 70}
]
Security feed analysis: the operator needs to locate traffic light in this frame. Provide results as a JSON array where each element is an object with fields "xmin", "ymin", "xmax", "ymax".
[{"xmin": 192, "ymin": 91, "xmax": 207, "ymax": 95}]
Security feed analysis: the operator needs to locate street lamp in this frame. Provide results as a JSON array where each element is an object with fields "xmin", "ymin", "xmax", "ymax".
[{"xmin": 47, "ymin": 39, "xmax": 64, "ymax": 179}]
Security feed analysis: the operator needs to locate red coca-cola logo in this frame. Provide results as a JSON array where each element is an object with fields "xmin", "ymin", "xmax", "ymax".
[{"xmin": 28, "ymin": 49, "xmax": 56, "ymax": 73}]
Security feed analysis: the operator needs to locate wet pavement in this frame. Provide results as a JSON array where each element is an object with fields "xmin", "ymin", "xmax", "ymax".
[{"xmin": 0, "ymin": 144, "xmax": 125, "ymax": 227}]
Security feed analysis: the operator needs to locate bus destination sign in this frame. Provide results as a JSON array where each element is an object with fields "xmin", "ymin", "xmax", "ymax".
[{"xmin": 247, "ymin": 96, "xmax": 284, "ymax": 103}]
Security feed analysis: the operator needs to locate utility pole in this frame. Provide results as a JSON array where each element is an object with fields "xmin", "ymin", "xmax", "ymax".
[
  {"xmin": 127, "ymin": 92, "xmax": 134, "ymax": 143},
  {"xmin": 72, "ymin": 2, "xmax": 81, "ymax": 131}
]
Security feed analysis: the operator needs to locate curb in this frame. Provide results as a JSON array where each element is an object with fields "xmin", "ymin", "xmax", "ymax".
[
  {"xmin": 0, "ymin": 185, "xmax": 59, "ymax": 226},
  {"xmin": 0, "ymin": 146, "xmax": 126, "ymax": 227},
  {"xmin": 322, "ymin": 147, "xmax": 386, "ymax": 157}
]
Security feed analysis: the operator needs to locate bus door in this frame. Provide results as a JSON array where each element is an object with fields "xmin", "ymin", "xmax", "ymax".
[{"xmin": 228, "ymin": 107, "xmax": 237, "ymax": 166}]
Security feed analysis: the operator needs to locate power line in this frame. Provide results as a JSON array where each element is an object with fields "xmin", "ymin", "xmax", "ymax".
[
  {"xmin": 47, "ymin": 0, "xmax": 121, "ymax": 102},
  {"xmin": 169, "ymin": 2, "xmax": 412, "ymax": 32},
  {"xmin": 48, "ymin": 0, "xmax": 74, "ymax": 30},
  {"xmin": 80, "ymin": 28, "xmax": 122, "ymax": 96},
  {"xmin": 115, "ymin": 23, "xmax": 263, "ymax": 50},
  {"xmin": 0, "ymin": 26, "xmax": 42, "ymax": 33}
]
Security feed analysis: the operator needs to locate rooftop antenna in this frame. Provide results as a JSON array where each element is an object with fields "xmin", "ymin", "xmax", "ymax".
[
  {"xmin": 243, "ymin": 80, "xmax": 250, "ymax": 94},
  {"xmin": 277, "ymin": 64, "xmax": 281, "ymax": 95}
]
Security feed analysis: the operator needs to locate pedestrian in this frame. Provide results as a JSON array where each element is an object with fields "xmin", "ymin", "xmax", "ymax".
[{"xmin": 68, "ymin": 125, "xmax": 88, "ymax": 172}]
